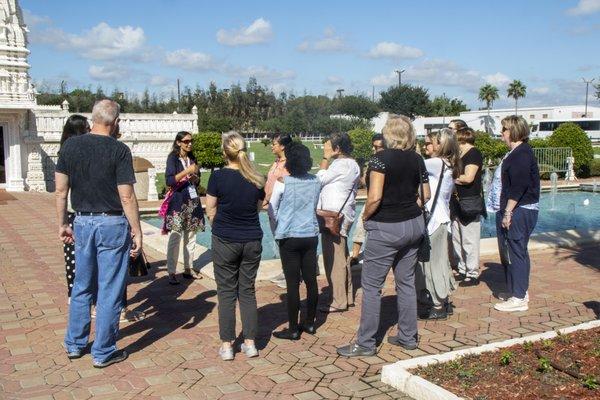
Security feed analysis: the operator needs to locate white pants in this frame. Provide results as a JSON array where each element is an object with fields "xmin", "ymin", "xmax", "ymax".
[
  {"xmin": 166, "ymin": 229, "xmax": 197, "ymax": 274},
  {"xmin": 451, "ymin": 218, "xmax": 481, "ymax": 278}
]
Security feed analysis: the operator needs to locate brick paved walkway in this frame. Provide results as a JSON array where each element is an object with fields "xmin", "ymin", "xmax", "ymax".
[{"xmin": 1, "ymin": 192, "xmax": 599, "ymax": 400}]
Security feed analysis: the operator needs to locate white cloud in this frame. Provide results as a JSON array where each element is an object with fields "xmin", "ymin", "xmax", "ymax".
[
  {"xmin": 216, "ymin": 18, "xmax": 273, "ymax": 46},
  {"xmin": 531, "ymin": 87, "xmax": 550, "ymax": 95},
  {"xmin": 370, "ymin": 71, "xmax": 397, "ymax": 86},
  {"xmin": 227, "ymin": 65, "xmax": 296, "ymax": 82},
  {"xmin": 22, "ymin": 9, "xmax": 51, "ymax": 28},
  {"xmin": 297, "ymin": 28, "xmax": 349, "ymax": 52},
  {"xmin": 149, "ymin": 76, "xmax": 170, "ymax": 86},
  {"xmin": 484, "ymin": 72, "xmax": 512, "ymax": 86},
  {"xmin": 88, "ymin": 64, "xmax": 133, "ymax": 82},
  {"xmin": 164, "ymin": 49, "xmax": 216, "ymax": 71},
  {"xmin": 566, "ymin": 0, "xmax": 600, "ymax": 16},
  {"xmin": 31, "ymin": 22, "xmax": 151, "ymax": 62},
  {"xmin": 326, "ymin": 76, "xmax": 343, "ymax": 85},
  {"xmin": 367, "ymin": 42, "xmax": 424, "ymax": 60}
]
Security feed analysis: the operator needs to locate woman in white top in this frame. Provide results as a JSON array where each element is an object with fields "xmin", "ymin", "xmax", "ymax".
[
  {"xmin": 317, "ymin": 132, "xmax": 360, "ymax": 312},
  {"xmin": 415, "ymin": 128, "xmax": 460, "ymax": 320}
]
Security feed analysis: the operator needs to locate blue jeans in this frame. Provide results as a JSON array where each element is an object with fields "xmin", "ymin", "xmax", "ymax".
[
  {"xmin": 496, "ymin": 208, "xmax": 538, "ymax": 299},
  {"xmin": 64, "ymin": 215, "xmax": 131, "ymax": 363}
]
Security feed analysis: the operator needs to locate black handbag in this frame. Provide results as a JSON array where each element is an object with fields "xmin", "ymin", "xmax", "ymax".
[
  {"xmin": 417, "ymin": 161, "xmax": 445, "ymax": 263},
  {"xmin": 128, "ymin": 250, "xmax": 150, "ymax": 277},
  {"xmin": 455, "ymin": 194, "xmax": 484, "ymax": 219}
]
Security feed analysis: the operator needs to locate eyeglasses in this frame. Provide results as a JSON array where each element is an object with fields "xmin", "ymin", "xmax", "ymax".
[{"xmin": 180, "ymin": 139, "xmax": 192, "ymax": 144}]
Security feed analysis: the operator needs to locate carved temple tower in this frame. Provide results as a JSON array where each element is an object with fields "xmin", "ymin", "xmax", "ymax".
[{"xmin": 0, "ymin": 0, "xmax": 36, "ymax": 191}]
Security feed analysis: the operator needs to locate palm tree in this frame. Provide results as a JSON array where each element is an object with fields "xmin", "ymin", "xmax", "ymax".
[
  {"xmin": 478, "ymin": 84, "xmax": 499, "ymax": 115},
  {"xmin": 507, "ymin": 80, "xmax": 527, "ymax": 115}
]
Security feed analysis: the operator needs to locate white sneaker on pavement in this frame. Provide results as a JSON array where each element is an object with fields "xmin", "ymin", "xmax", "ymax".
[
  {"xmin": 240, "ymin": 343, "xmax": 258, "ymax": 358},
  {"xmin": 494, "ymin": 297, "xmax": 529, "ymax": 312}
]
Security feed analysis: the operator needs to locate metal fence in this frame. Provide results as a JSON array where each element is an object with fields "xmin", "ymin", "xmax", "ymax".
[{"xmin": 533, "ymin": 147, "xmax": 572, "ymax": 173}]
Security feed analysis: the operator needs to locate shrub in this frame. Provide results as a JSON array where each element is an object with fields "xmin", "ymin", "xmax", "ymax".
[
  {"xmin": 192, "ymin": 131, "xmax": 225, "ymax": 171},
  {"xmin": 474, "ymin": 131, "xmax": 508, "ymax": 165},
  {"xmin": 529, "ymin": 138, "xmax": 549, "ymax": 148},
  {"xmin": 547, "ymin": 122, "xmax": 594, "ymax": 177},
  {"xmin": 591, "ymin": 159, "xmax": 600, "ymax": 177},
  {"xmin": 348, "ymin": 127, "xmax": 375, "ymax": 168},
  {"xmin": 155, "ymin": 172, "xmax": 167, "ymax": 199}
]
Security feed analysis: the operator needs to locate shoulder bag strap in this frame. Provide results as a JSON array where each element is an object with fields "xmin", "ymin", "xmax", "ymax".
[
  {"xmin": 337, "ymin": 187, "xmax": 354, "ymax": 216},
  {"xmin": 418, "ymin": 160, "xmax": 426, "ymax": 216},
  {"xmin": 428, "ymin": 161, "xmax": 446, "ymax": 217}
]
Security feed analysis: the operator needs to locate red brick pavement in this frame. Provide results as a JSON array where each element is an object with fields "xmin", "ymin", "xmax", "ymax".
[{"xmin": 1, "ymin": 192, "xmax": 599, "ymax": 400}]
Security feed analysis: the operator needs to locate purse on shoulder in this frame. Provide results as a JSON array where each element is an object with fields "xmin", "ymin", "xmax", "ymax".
[{"xmin": 316, "ymin": 189, "xmax": 353, "ymax": 237}]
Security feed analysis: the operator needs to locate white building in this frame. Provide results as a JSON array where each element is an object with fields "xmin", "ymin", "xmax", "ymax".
[{"xmin": 0, "ymin": 0, "xmax": 197, "ymax": 197}]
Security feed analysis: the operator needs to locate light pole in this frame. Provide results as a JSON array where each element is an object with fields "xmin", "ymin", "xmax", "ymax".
[
  {"xmin": 582, "ymin": 78, "xmax": 595, "ymax": 117},
  {"xmin": 336, "ymin": 88, "xmax": 345, "ymax": 132},
  {"xmin": 394, "ymin": 69, "xmax": 405, "ymax": 87}
]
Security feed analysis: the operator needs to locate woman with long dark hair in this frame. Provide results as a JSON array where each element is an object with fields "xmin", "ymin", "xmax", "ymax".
[
  {"xmin": 60, "ymin": 114, "xmax": 90, "ymax": 300},
  {"xmin": 268, "ymin": 143, "xmax": 320, "ymax": 340},
  {"xmin": 163, "ymin": 131, "xmax": 205, "ymax": 285}
]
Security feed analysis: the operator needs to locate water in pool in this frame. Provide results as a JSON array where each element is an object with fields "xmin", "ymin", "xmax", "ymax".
[{"xmin": 144, "ymin": 191, "xmax": 600, "ymax": 260}]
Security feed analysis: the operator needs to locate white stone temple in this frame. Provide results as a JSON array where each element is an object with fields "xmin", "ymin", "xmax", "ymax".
[{"xmin": 0, "ymin": 0, "xmax": 197, "ymax": 199}]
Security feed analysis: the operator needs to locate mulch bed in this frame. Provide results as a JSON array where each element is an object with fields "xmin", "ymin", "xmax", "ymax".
[{"xmin": 413, "ymin": 327, "xmax": 600, "ymax": 400}]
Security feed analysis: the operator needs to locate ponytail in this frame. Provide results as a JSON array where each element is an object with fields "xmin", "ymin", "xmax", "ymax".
[{"xmin": 222, "ymin": 131, "xmax": 265, "ymax": 189}]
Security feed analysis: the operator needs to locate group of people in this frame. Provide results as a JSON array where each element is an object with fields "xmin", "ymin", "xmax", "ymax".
[{"xmin": 56, "ymin": 98, "xmax": 540, "ymax": 366}]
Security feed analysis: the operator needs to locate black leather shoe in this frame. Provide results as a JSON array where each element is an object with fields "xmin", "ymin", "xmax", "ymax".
[
  {"xmin": 336, "ymin": 343, "xmax": 376, "ymax": 357},
  {"xmin": 387, "ymin": 336, "xmax": 418, "ymax": 350},
  {"xmin": 445, "ymin": 301, "xmax": 454, "ymax": 316},
  {"xmin": 459, "ymin": 277, "xmax": 480, "ymax": 287},
  {"xmin": 301, "ymin": 324, "xmax": 316, "ymax": 335},
  {"xmin": 426, "ymin": 308, "xmax": 448, "ymax": 320},
  {"xmin": 273, "ymin": 329, "xmax": 301, "ymax": 341}
]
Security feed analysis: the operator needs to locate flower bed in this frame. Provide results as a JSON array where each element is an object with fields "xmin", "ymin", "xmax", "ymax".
[{"xmin": 413, "ymin": 327, "xmax": 599, "ymax": 400}]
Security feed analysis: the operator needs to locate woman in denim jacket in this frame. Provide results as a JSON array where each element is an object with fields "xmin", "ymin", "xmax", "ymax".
[{"xmin": 268, "ymin": 143, "xmax": 321, "ymax": 340}]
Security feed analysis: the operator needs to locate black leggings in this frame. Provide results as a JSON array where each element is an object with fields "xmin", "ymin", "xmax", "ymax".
[{"xmin": 278, "ymin": 236, "xmax": 319, "ymax": 330}]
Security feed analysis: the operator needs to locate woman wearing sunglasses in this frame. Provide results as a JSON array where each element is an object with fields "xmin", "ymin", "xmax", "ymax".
[{"xmin": 163, "ymin": 131, "xmax": 205, "ymax": 284}]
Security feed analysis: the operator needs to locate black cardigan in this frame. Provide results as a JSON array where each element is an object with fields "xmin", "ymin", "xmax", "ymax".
[{"xmin": 500, "ymin": 142, "xmax": 540, "ymax": 211}]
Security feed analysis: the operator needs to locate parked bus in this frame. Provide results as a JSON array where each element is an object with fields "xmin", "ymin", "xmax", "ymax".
[{"xmin": 531, "ymin": 118, "xmax": 600, "ymax": 141}]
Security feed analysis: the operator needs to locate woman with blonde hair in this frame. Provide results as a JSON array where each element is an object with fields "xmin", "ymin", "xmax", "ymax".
[
  {"xmin": 205, "ymin": 131, "xmax": 266, "ymax": 360},
  {"xmin": 416, "ymin": 128, "xmax": 460, "ymax": 320},
  {"xmin": 338, "ymin": 114, "xmax": 430, "ymax": 357}
]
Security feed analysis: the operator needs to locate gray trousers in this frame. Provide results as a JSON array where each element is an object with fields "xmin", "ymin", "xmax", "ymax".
[
  {"xmin": 212, "ymin": 235, "xmax": 262, "ymax": 342},
  {"xmin": 357, "ymin": 216, "xmax": 424, "ymax": 349}
]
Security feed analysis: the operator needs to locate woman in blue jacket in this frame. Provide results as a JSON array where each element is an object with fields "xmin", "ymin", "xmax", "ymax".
[
  {"xmin": 164, "ymin": 131, "xmax": 205, "ymax": 285},
  {"xmin": 268, "ymin": 143, "xmax": 321, "ymax": 340},
  {"xmin": 494, "ymin": 116, "xmax": 540, "ymax": 312}
]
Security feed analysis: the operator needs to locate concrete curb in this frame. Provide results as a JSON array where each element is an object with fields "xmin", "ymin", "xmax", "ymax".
[{"xmin": 381, "ymin": 319, "xmax": 600, "ymax": 400}]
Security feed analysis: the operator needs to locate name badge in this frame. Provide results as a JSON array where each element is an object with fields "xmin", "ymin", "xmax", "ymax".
[{"xmin": 188, "ymin": 185, "xmax": 198, "ymax": 199}]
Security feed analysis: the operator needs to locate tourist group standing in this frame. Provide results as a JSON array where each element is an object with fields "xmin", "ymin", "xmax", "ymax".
[{"xmin": 56, "ymin": 98, "xmax": 539, "ymax": 365}]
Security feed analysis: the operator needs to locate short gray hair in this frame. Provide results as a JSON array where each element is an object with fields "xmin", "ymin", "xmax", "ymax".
[{"xmin": 91, "ymin": 99, "xmax": 120, "ymax": 125}]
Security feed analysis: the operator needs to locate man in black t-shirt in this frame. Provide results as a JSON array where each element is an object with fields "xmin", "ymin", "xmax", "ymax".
[{"xmin": 55, "ymin": 99, "xmax": 142, "ymax": 368}]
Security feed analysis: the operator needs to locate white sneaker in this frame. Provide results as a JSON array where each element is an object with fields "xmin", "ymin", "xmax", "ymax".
[
  {"xmin": 240, "ymin": 343, "xmax": 258, "ymax": 358},
  {"xmin": 219, "ymin": 345, "xmax": 234, "ymax": 361},
  {"xmin": 497, "ymin": 291, "xmax": 529, "ymax": 301},
  {"xmin": 494, "ymin": 297, "xmax": 528, "ymax": 312}
]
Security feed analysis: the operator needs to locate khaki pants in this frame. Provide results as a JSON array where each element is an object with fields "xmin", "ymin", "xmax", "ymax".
[
  {"xmin": 451, "ymin": 218, "xmax": 481, "ymax": 278},
  {"xmin": 166, "ymin": 229, "xmax": 197, "ymax": 274},
  {"xmin": 321, "ymin": 231, "xmax": 353, "ymax": 309}
]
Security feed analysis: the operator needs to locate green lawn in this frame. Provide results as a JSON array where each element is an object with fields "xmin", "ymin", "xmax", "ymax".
[
  {"xmin": 594, "ymin": 146, "xmax": 600, "ymax": 155},
  {"xmin": 155, "ymin": 140, "xmax": 325, "ymax": 197}
]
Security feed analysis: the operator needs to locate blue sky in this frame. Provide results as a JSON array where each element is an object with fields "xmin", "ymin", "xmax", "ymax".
[{"xmin": 21, "ymin": 0, "xmax": 600, "ymax": 109}]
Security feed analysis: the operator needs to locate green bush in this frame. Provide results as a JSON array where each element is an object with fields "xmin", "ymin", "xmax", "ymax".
[
  {"xmin": 192, "ymin": 131, "xmax": 225, "ymax": 171},
  {"xmin": 155, "ymin": 172, "xmax": 167, "ymax": 199},
  {"xmin": 348, "ymin": 127, "xmax": 375, "ymax": 168},
  {"xmin": 529, "ymin": 138, "xmax": 549, "ymax": 148},
  {"xmin": 547, "ymin": 122, "xmax": 594, "ymax": 177},
  {"xmin": 591, "ymin": 159, "xmax": 600, "ymax": 177},
  {"xmin": 474, "ymin": 131, "xmax": 508, "ymax": 165}
]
